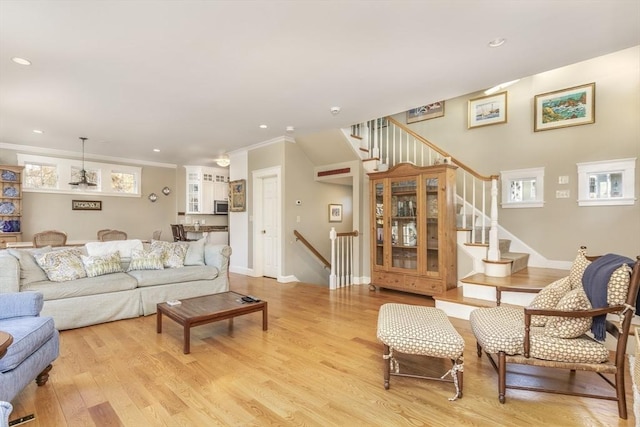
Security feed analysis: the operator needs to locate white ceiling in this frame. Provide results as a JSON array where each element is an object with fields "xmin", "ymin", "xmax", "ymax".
[{"xmin": 1, "ymin": 0, "xmax": 638, "ymax": 167}]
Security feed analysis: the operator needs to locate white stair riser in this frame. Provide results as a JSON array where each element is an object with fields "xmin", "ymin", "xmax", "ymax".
[{"xmin": 435, "ymin": 300, "xmax": 475, "ymax": 320}]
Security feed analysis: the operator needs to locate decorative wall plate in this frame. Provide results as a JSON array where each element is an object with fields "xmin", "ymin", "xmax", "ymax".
[
  {"xmin": 3, "ymin": 186, "xmax": 18, "ymax": 197},
  {"xmin": 1, "ymin": 170, "xmax": 17, "ymax": 181},
  {"xmin": 0, "ymin": 201, "xmax": 15, "ymax": 215}
]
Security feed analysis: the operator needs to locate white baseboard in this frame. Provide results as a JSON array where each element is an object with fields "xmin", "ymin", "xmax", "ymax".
[{"xmin": 278, "ymin": 275, "xmax": 299, "ymax": 283}]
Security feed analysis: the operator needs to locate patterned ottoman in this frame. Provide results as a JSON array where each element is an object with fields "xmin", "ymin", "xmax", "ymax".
[{"xmin": 377, "ymin": 303, "xmax": 465, "ymax": 400}]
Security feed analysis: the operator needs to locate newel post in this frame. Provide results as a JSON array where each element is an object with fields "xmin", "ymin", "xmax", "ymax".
[
  {"xmin": 486, "ymin": 177, "xmax": 501, "ymax": 261},
  {"xmin": 329, "ymin": 227, "xmax": 337, "ymax": 290}
]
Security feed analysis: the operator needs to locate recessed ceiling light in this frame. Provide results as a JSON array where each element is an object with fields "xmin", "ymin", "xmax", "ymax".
[
  {"xmin": 259, "ymin": 124, "xmax": 268, "ymax": 129},
  {"xmin": 12, "ymin": 57, "xmax": 32, "ymax": 66},
  {"xmin": 32, "ymin": 129, "xmax": 43, "ymax": 134},
  {"xmin": 153, "ymin": 148, "xmax": 160, "ymax": 152},
  {"xmin": 330, "ymin": 106, "xmax": 341, "ymax": 115},
  {"xmin": 488, "ymin": 38, "xmax": 506, "ymax": 48},
  {"xmin": 286, "ymin": 126, "xmax": 295, "ymax": 133}
]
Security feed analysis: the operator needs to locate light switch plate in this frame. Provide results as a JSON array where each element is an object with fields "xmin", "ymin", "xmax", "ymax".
[{"xmin": 558, "ymin": 175, "xmax": 569, "ymax": 184}]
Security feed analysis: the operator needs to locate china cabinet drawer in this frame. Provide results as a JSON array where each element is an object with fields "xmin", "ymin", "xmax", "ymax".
[{"xmin": 0, "ymin": 235, "xmax": 18, "ymax": 248}]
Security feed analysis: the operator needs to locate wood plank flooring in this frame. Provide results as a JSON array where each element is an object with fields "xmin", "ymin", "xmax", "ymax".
[{"xmin": 8, "ymin": 273, "xmax": 636, "ymax": 426}]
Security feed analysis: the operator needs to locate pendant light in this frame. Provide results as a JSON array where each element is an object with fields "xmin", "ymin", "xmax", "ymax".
[{"xmin": 69, "ymin": 137, "xmax": 97, "ymax": 189}]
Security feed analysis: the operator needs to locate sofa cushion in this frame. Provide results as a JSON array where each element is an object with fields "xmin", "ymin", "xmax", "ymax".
[
  {"xmin": 81, "ymin": 252, "xmax": 124, "ymax": 277},
  {"xmin": 127, "ymin": 249, "xmax": 164, "ymax": 271},
  {"xmin": 34, "ymin": 248, "xmax": 87, "ymax": 282},
  {"xmin": 7, "ymin": 246, "xmax": 52, "ymax": 285},
  {"xmin": 85, "ymin": 239, "xmax": 143, "ymax": 258},
  {"xmin": 184, "ymin": 239, "xmax": 205, "ymax": 266},
  {"xmin": 128, "ymin": 265, "xmax": 219, "ymax": 287},
  {"xmin": 0, "ymin": 316, "xmax": 56, "ymax": 372},
  {"xmin": 21, "ymin": 272, "xmax": 138, "ymax": 300}
]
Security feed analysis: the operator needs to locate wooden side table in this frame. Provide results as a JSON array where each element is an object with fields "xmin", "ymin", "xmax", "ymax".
[{"xmin": 0, "ymin": 331, "xmax": 13, "ymax": 359}]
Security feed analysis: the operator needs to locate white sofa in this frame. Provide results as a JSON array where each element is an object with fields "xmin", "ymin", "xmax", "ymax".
[{"xmin": 0, "ymin": 240, "xmax": 231, "ymax": 330}]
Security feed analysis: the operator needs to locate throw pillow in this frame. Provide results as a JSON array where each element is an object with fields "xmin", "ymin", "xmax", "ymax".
[
  {"xmin": 127, "ymin": 249, "xmax": 164, "ymax": 271},
  {"xmin": 34, "ymin": 248, "xmax": 87, "ymax": 282},
  {"xmin": 569, "ymin": 247, "xmax": 592, "ymax": 290},
  {"xmin": 529, "ymin": 277, "xmax": 571, "ymax": 327},
  {"xmin": 151, "ymin": 240, "xmax": 188, "ymax": 268},
  {"xmin": 607, "ymin": 263, "xmax": 633, "ymax": 306},
  {"xmin": 544, "ymin": 288, "xmax": 593, "ymax": 339},
  {"xmin": 81, "ymin": 252, "xmax": 123, "ymax": 277},
  {"xmin": 184, "ymin": 238, "xmax": 205, "ymax": 266}
]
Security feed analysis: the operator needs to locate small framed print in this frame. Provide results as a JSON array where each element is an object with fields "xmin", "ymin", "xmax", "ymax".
[
  {"xmin": 534, "ymin": 82, "xmax": 595, "ymax": 131},
  {"xmin": 406, "ymin": 101, "xmax": 445, "ymax": 123},
  {"xmin": 72, "ymin": 200, "xmax": 102, "ymax": 211},
  {"xmin": 328, "ymin": 204, "xmax": 342, "ymax": 223},
  {"xmin": 468, "ymin": 91, "xmax": 508, "ymax": 128}
]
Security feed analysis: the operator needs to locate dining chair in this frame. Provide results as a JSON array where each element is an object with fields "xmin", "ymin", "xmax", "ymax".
[
  {"xmin": 99, "ymin": 230, "xmax": 127, "ymax": 241},
  {"xmin": 32, "ymin": 230, "xmax": 67, "ymax": 247}
]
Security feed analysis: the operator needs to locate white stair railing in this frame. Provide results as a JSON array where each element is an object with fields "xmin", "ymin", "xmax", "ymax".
[
  {"xmin": 351, "ymin": 117, "xmax": 500, "ymax": 262},
  {"xmin": 329, "ymin": 228, "xmax": 359, "ymax": 290}
]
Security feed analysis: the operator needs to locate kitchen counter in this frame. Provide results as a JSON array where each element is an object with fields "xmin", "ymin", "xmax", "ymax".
[{"xmin": 183, "ymin": 225, "xmax": 228, "ymax": 232}]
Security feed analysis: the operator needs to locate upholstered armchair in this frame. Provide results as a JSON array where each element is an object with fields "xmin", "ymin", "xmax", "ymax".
[
  {"xmin": 0, "ymin": 292, "xmax": 60, "ymax": 425},
  {"xmin": 470, "ymin": 247, "xmax": 640, "ymax": 419}
]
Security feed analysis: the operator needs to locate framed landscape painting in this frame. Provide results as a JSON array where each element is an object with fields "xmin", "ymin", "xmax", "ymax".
[
  {"xmin": 406, "ymin": 101, "xmax": 445, "ymax": 123},
  {"xmin": 468, "ymin": 92, "xmax": 507, "ymax": 128},
  {"xmin": 534, "ymin": 82, "xmax": 595, "ymax": 131}
]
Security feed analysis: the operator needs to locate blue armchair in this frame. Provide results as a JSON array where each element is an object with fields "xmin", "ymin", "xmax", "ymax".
[{"xmin": 0, "ymin": 292, "xmax": 59, "ymax": 426}]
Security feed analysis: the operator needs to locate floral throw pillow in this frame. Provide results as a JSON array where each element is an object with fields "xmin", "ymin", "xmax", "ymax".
[
  {"xmin": 151, "ymin": 240, "xmax": 187, "ymax": 268},
  {"xmin": 127, "ymin": 249, "xmax": 164, "ymax": 271},
  {"xmin": 544, "ymin": 288, "xmax": 593, "ymax": 339},
  {"xmin": 34, "ymin": 248, "xmax": 87, "ymax": 282},
  {"xmin": 529, "ymin": 277, "xmax": 571, "ymax": 327},
  {"xmin": 81, "ymin": 252, "xmax": 123, "ymax": 277}
]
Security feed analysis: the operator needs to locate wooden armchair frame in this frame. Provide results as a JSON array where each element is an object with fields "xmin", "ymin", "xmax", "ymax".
[
  {"xmin": 476, "ymin": 254, "xmax": 640, "ymax": 419},
  {"xmin": 99, "ymin": 230, "xmax": 127, "ymax": 241}
]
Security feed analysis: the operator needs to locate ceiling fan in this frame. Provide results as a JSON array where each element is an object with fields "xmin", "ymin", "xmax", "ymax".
[{"xmin": 69, "ymin": 137, "xmax": 97, "ymax": 189}]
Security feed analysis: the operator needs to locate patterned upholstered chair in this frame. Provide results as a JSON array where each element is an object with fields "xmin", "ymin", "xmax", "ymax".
[
  {"xmin": 470, "ymin": 247, "xmax": 640, "ymax": 419},
  {"xmin": 32, "ymin": 230, "xmax": 67, "ymax": 247}
]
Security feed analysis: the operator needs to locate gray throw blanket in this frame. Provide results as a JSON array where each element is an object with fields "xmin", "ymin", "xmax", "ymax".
[{"xmin": 582, "ymin": 253, "xmax": 635, "ymax": 341}]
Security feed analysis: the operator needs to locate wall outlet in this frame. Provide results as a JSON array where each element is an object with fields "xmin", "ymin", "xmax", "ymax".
[{"xmin": 556, "ymin": 190, "xmax": 570, "ymax": 198}]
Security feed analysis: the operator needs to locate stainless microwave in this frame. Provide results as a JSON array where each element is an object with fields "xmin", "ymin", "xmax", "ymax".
[{"xmin": 214, "ymin": 200, "xmax": 228, "ymax": 215}]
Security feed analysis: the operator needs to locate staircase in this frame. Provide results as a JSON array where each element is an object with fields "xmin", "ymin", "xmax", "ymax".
[{"xmin": 346, "ymin": 116, "xmax": 567, "ymax": 318}]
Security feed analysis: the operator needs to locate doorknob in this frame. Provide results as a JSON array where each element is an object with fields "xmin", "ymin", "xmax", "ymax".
[{"xmin": 261, "ymin": 230, "xmax": 266, "ymax": 234}]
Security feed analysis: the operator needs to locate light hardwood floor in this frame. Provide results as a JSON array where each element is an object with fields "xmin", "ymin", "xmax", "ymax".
[{"xmin": 8, "ymin": 274, "xmax": 636, "ymax": 426}]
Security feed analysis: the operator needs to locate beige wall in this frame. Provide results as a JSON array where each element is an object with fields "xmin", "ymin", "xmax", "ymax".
[
  {"xmin": 0, "ymin": 147, "xmax": 178, "ymax": 242},
  {"xmin": 391, "ymin": 46, "xmax": 640, "ymax": 260}
]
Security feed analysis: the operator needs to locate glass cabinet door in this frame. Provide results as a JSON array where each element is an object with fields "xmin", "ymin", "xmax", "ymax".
[
  {"xmin": 425, "ymin": 176, "xmax": 439, "ymax": 272},
  {"xmin": 373, "ymin": 180, "xmax": 385, "ymax": 268},
  {"xmin": 390, "ymin": 178, "xmax": 418, "ymax": 271}
]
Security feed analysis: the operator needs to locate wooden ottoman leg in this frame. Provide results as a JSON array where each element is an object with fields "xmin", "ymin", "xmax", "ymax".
[{"xmin": 383, "ymin": 344, "xmax": 391, "ymax": 390}]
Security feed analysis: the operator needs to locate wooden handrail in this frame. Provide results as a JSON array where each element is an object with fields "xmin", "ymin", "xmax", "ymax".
[
  {"xmin": 385, "ymin": 116, "xmax": 497, "ymax": 181},
  {"xmin": 294, "ymin": 230, "xmax": 330, "ymax": 269},
  {"xmin": 337, "ymin": 230, "xmax": 359, "ymax": 238}
]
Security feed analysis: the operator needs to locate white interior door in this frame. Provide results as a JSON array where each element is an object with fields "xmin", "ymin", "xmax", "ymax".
[{"xmin": 261, "ymin": 176, "xmax": 278, "ymax": 278}]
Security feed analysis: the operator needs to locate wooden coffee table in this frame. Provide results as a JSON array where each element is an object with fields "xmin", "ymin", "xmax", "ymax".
[{"xmin": 156, "ymin": 291, "xmax": 267, "ymax": 354}]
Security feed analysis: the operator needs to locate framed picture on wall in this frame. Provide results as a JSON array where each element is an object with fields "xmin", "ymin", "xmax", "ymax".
[
  {"xmin": 328, "ymin": 204, "xmax": 342, "ymax": 223},
  {"xmin": 406, "ymin": 101, "xmax": 445, "ymax": 123},
  {"xmin": 468, "ymin": 91, "xmax": 508, "ymax": 128},
  {"xmin": 71, "ymin": 200, "xmax": 102, "ymax": 211},
  {"xmin": 534, "ymin": 82, "xmax": 595, "ymax": 132},
  {"xmin": 229, "ymin": 179, "xmax": 246, "ymax": 212}
]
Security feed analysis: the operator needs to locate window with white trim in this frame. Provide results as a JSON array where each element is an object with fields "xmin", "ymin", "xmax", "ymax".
[
  {"xmin": 500, "ymin": 167, "xmax": 545, "ymax": 208},
  {"xmin": 577, "ymin": 158, "xmax": 636, "ymax": 206},
  {"xmin": 17, "ymin": 153, "xmax": 141, "ymax": 196}
]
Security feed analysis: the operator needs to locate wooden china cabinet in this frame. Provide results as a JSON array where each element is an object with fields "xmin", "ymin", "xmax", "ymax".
[{"xmin": 369, "ymin": 163, "xmax": 457, "ymax": 296}]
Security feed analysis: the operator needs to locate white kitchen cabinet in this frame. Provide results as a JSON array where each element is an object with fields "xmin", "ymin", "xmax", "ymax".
[{"xmin": 185, "ymin": 166, "xmax": 228, "ymax": 214}]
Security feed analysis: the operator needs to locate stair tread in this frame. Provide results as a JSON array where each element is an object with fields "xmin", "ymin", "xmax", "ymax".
[{"xmin": 461, "ymin": 266, "xmax": 568, "ymax": 291}]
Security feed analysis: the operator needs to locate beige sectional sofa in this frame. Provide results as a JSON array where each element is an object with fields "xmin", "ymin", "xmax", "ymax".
[{"xmin": 0, "ymin": 239, "xmax": 231, "ymax": 330}]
